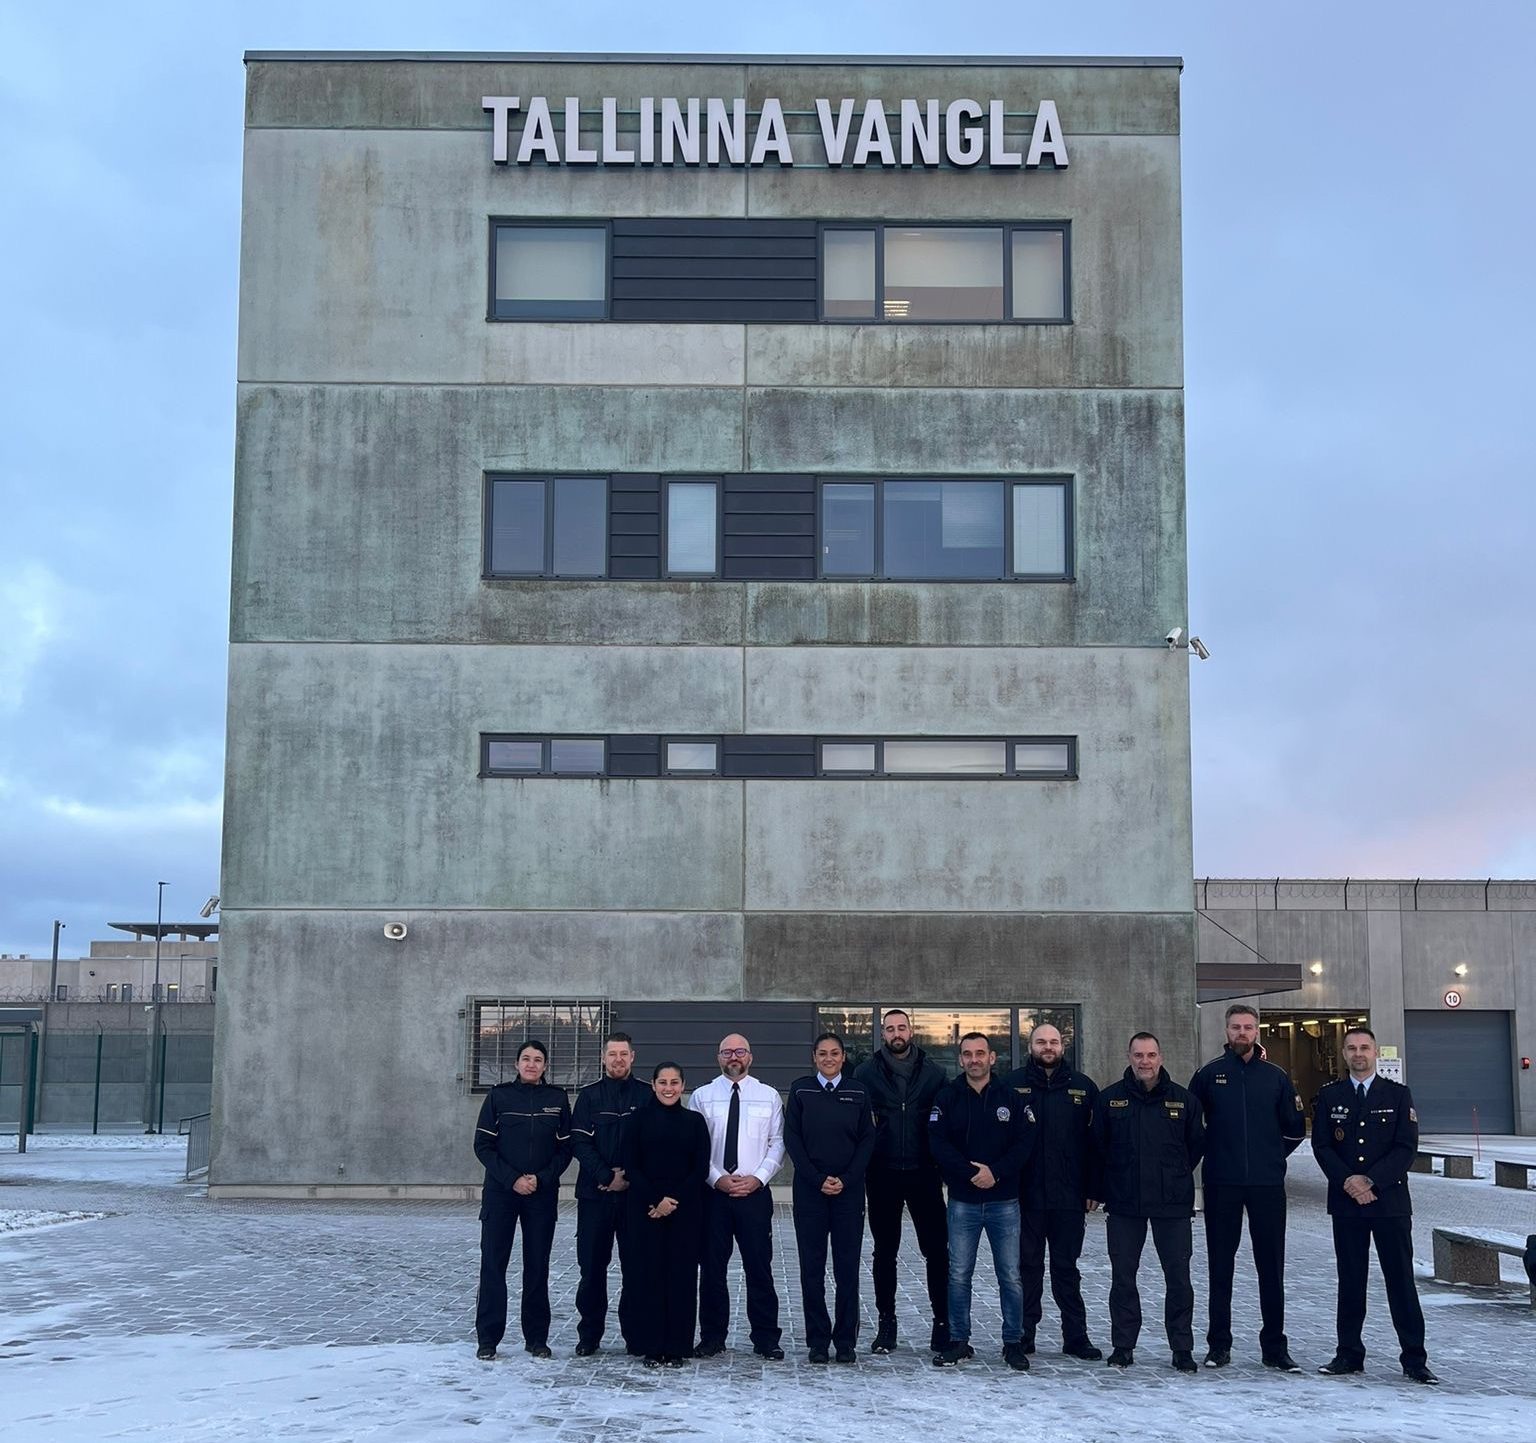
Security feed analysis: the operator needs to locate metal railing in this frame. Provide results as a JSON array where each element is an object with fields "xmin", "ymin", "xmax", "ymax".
[{"xmin": 181, "ymin": 1111, "xmax": 211, "ymax": 1180}]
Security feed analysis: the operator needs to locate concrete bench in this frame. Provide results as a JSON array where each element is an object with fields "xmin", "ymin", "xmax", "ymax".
[
  {"xmin": 1411, "ymin": 1149, "xmax": 1475, "ymax": 1179},
  {"xmin": 1431, "ymin": 1228, "xmax": 1536, "ymax": 1304},
  {"xmin": 1493, "ymin": 1158, "xmax": 1535, "ymax": 1189}
]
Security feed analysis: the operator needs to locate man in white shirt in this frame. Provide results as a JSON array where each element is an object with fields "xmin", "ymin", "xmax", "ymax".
[{"xmin": 689, "ymin": 1032, "xmax": 786, "ymax": 1359}]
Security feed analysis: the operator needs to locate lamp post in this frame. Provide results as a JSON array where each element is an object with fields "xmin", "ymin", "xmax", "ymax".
[
  {"xmin": 145, "ymin": 882, "xmax": 167, "ymax": 1134},
  {"xmin": 48, "ymin": 919, "xmax": 65, "ymax": 1002}
]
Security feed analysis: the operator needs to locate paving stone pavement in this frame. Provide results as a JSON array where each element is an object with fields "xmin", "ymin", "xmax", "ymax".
[{"xmin": 2, "ymin": 1137, "xmax": 1532, "ymax": 1407}]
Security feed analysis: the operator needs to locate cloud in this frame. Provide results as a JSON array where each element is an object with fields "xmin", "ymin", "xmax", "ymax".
[
  {"xmin": 0, "ymin": 562, "xmax": 75, "ymax": 713},
  {"xmin": 38, "ymin": 793, "xmax": 223, "ymax": 832}
]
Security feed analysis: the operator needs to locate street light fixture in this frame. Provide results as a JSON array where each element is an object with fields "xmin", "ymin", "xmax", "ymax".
[{"xmin": 49, "ymin": 919, "xmax": 65, "ymax": 1002}]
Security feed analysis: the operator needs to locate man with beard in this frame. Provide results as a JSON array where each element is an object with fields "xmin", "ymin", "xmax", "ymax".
[
  {"xmin": 1092, "ymin": 1032, "xmax": 1204, "ymax": 1373},
  {"xmin": 1188, "ymin": 1004, "xmax": 1305, "ymax": 1371},
  {"xmin": 1004, "ymin": 1023, "xmax": 1103, "ymax": 1360},
  {"xmin": 569, "ymin": 1031, "xmax": 652, "ymax": 1357},
  {"xmin": 854, "ymin": 1008, "xmax": 951, "ymax": 1354},
  {"xmin": 689, "ymin": 1033, "xmax": 786, "ymax": 1359}
]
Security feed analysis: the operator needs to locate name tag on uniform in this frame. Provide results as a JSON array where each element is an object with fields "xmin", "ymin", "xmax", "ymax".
[
  {"xmin": 1109, "ymin": 1099, "xmax": 1129, "ymax": 1109},
  {"xmin": 1213, "ymin": 1075, "xmax": 1228, "ymax": 1085},
  {"xmin": 1329, "ymin": 1105, "xmax": 1350, "ymax": 1122},
  {"xmin": 1164, "ymin": 1102, "xmax": 1183, "ymax": 1114},
  {"xmin": 1370, "ymin": 1108, "xmax": 1394, "ymax": 1117},
  {"xmin": 541, "ymin": 1106, "xmax": 562, "ymax": 1114}
]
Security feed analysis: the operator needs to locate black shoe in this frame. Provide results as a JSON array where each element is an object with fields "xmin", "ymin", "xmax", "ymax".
[
  {"xmin": 932, "ymin": 1342, "xmax": 974, "ymax": 1368},
  {"xmin": 664, "ymin": 1355, "xmax": 687, "ymax": 1369},
  {"xmin": 1318, "ymin": 1356, "xmax": 1364, "ymax": 1376},
  {"xmin": 1172, "ymin": 1351, "xmax": 1198, "ymax": 1374},
  {"xmin": 693, "ymin": 1341, "xmax": 725, "ymax": 1359},
  {"xmin": 1003, "ymin": 1341, "xmax": 1031, "ymax": 1372},
  {"xmin": 929, "ymin": 1320, "xmax": 951, "ymax": 1353},
  {"xmin": 834, "ymin": 1349, "xmax": 856, "ymax": 1365},
  {"xmin": 1018, "ymin": 1336, "xmax": 1036, "ymax": 1355},
  {"xmin": 1204, "ymin": 1347, "xmax": 1231, "ymax": 1369},
  {"xmin": 808, "ymin": 1348, "xmax": 830, "ymax": 1365},
  {"xmin": 1063, "ymin": 1339, "xmax": 1103, "ymax": 1361},
  {"xmin": 475, "ymin": 1345, "xmax": 496, "ymax": 1361},
  {"xmin": 1263, "ymin": 1352, "xmax": 1302, "ymax": 1373},
  {"xmin": 527, "ymin": 1344, "xmax": 552, "ymax": 1359},
  {"xmin": 574, "ymin": 1343, "xmax": 598, "ymax": 1358},
  {"xmin": 643, "ymin": 1354, "xmax": 663, "ymax": 1368},
  {"xmin": 1107, "ymin": 1348, "xmax": 1134, "ymax": 1368},
  {"xmin": 1404, "ymin": 1364, "xmax": 1440, "ymax": 1386},
  {"xmin": 754, "ymin": 1345, "xmax": 785, "ymax": 1361},
  {"xmin": 871, "ymin": 1318, "xmax": 897, "ymax": 1354}
]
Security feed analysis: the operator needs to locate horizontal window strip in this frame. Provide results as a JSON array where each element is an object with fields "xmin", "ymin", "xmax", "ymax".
[{"xmin": 481, "ymin": 735, "xmax": 1077, "ymax": 781}]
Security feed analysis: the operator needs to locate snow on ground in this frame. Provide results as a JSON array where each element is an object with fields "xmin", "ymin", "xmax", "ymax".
[
  {"xmin": 5, "ymin": 1334, "xmax": 1534, "ymax": 1443},
  {"xmin": 0, "ymin": 1133, "xmax": 191, "ymax": 1184},
  {"xmin": 0, "ymin": 1208, "xmax": 109, "ymax": 1235}
]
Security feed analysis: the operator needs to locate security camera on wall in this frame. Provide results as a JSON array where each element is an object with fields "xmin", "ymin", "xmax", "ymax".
[
  {"xmin": 1165, "ymin": 627, "xmax": 1184, "ymax": 648},
  {"xmin": 383, "ymin": 921, "xmax": 408, "ymax": 942},
  {"xmin": 1189, "ymin": 636, "xmax": 1211, "ymax": 660}
]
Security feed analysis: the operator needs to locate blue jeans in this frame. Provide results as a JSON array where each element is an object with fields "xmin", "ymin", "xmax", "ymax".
[{"xmin": 947, "ymin": 1198, "xmax": 1023, "ymax": 1346}]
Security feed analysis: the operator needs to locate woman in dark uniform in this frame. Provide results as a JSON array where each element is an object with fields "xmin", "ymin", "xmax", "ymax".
[{"xmin": 620, "ymin": 1060, "xmax": 711, "ymax": 1366}]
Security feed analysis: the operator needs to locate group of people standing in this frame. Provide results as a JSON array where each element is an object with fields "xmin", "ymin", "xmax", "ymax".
[{"xmin": 472, "ymin": 1006, "xmax": 1437, "ymax": 1384}]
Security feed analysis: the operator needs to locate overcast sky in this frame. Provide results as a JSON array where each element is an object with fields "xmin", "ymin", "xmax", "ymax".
[{"xmin": 2, "ymin": 2, "xmax": 1532, "ymax": 955}]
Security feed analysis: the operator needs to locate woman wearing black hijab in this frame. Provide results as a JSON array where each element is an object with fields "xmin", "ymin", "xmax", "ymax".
[{"xmin": 620, "ymin": 1060, "xmax": 711, "ymax": 1366}]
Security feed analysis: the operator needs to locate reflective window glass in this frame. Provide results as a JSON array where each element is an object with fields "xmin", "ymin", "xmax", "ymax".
[
  {"xmin": 489, "ymin": 480, "xmax": 546, "ymax": 575},
  {"xmin": 1012, "ymin": 742, "xmax": 1071, "ymax": 775},
  {"xmin": 666, "ymin": 740, "xmax": 718, "ymax": 773},
  {"xmin": 822, "ymin": 230, "xmax": 877, "ymax": 318},
  {"xmin": 1011, "ymin": 484, "xmax": 1068, "ymax": 577},
  {"xmin": 883, "ymin": 481, "xmax": 1004, "ymax": 579},
  {"xmin": 1017, "ymin": 1007, "xmax": 1081, "ymax": 1068},
  {"xmin": 494, "ymin": 227, "xmax": 606, "ymax": 318},
  {"xmin": 883, "ymin": 228, "xmax": 1004, "ymax": 321},
  {"xmin": 487, "ymin": 740, "xmax": 542, "ymax": 773},
  {"xmin": 821, "ymin": 483, "xmax": 875, "ymax": 576},
  {"xmin": 816, "ymin": 1006, "xmax": 878, "ymax": 1072},
  {"xmin": 904, "ymin": 1008, "xmax": 1014, "ymax": 1077},
  {"xmin": 883, "ymin": 740, "xmax": 1008, "ymax": 775},
  {"xmin": 666, "ymin": 483, "xmax": 718, "ymax": 574},
  {"xmin": 552, "ymin": 477, "xmax": 607, "ymax": 577},
  {"xmin": 550, "ymin": 738, "xmax": 604, "ymax": 774},
  {"xmin": 821, "ymin": 742, "xmax": 878, "ymax": 773},
  {"xmin": 1010, "ymin": 229, "xmax": 1067, "ymax": 321}
]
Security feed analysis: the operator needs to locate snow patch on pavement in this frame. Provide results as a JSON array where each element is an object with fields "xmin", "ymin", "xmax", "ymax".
[{"xmin": 0, "ymin": 1209, "xmax": 109, "ymax": 1236}]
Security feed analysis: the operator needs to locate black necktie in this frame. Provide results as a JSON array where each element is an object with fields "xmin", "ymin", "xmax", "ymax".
[
  {"xmin": 1356, "ymin": 1082, "xmax": 1367, "ymax": 1102},
  {"xmin": 723, "ymin": 1082, "xmax": 741, "ymax": 1173},
  {"xmin": 824, "ymin": 1079, "xmax": 834, "ymax": 1093}
]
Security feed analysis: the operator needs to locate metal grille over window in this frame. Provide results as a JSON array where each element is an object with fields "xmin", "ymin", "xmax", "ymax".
[{"xmin": 469, "ymin": 999, "xmax": 611, "ymax": 1092}]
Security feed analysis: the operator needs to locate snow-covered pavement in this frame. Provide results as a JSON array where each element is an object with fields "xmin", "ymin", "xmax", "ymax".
[{"xmin": 1, "ymin": 1135, "xmax": 1532, "ymax": 1441}]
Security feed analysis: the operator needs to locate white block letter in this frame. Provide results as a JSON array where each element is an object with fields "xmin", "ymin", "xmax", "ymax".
[
  {"xmin": 1026, "ymin": 99, "xmax": 1070, "ymax": 168},
  {"xmin": 482, "ymin": 96, "xmax": 520, "ymax": 165},
  {"xmin": 816, "ymin": 98, "xmax": 856, "ymax": 166},
  {"xmin": 564, "ymin": 97, "xmax": 597, "ymax": 165},
  {"xmin": 988, "ymin": 100, "xmax": 1022, "ymax": 167},
  {"xmin": 750, "ymin": 98, "xmax": 794, "ymax": 165},
  {"xmin": 639, "ymin": 97, "xmax": 655, "ymax": 164},
  {"xmin": 706, "ymin": 97, "xmax": 746, "ymax": 165},
  {"xmin": 945, "ymin": 99, "xmax": 984, "ymax": 166},
  {"xmin": 852, "ymin": 99, "xmax": 895, "ymax": 167},
  {"xmin": 900, "ymin": 99, "xmax": 940, "ymax": 167},
  {"xmin": 602, "ymin": 97, "xmax": 635, "ymax": 164},
  {"xmin": 661, "ymin": 97, "xmax": 700, "ymax": 164},
  {"xmin": 516, "ymin": 97, "xmax": 560, "ymax": 164}
]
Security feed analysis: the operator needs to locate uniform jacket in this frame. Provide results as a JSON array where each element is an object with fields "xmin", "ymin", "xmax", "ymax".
[
  {"xmin": 927, "ymin": 1074, "xmax": 1036, "ymax": 1203},
  {"xmin": 1092, "ymin": 1067, "xmax": 1205, "ymax": 1219},
  {"xmin": 1003, "ymin": 1060, "xmax": 1100, "ymax": 1210},
  {"xmin": 854, "ymin": 1045, "xmax": 948, "ymax": 1172},
  {"xmin": 1311, "ymin": 1075, "xmax": 1418, "ymax": 1218},
  {"xmin": 473, "ymin": 1077, "xmax": 573, "ymax": 1202},
  {"xmin": 570, "ymin": 1073, "xmax": 653, "ymax": 1199},
  {"xmin": 1188, "ymin": 1045, "xmax": 1305, "ymax": 1187},
  {"xmin": 784, "ymin": 1073, "xmax": 877, "ymax": 1190}
]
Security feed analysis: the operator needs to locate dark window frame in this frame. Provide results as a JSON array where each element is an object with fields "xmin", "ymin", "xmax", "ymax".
[
  {"xmin": 661, "ymin": 477, "xmax": 723, "ymax": 579},
  {"xmin": 662, "ymin": 735, "xmax": 722, "ymax": 777},
  {"xmin": 480, "ymin": 734, "xmax": 609, "ymax": 778},
  {"xmin": 822, "ymin": 1002, "xmax": 1086, "ymax": 1073},
  {"xmin": 483, "ymin": 474, "xmax": 610, "ymax": 580},
  {"xmin": 488, "ymin": 219, "xmax": 613, "ymax": 321},
  {"xmin": 815, "ymin": 476, "xmax": 1074, "ymax": 583},
  {"xmin": 816, "ymin": 220, "xmax": 1072, "ymax": 325}
]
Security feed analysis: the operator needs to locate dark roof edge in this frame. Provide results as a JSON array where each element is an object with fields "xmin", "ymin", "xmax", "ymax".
[{"xmin": 242, "ymin": 51, "xmax": 1184, "ymax": 69}]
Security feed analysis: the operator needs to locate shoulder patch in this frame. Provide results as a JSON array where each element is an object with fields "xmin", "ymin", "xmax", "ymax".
[
  {"xmin": 1295, "ymin": 1096, "xmax": 1304, "ymax": 1111},
  {"xmin": 1409, "ymin": 1107, "xmax": 1417, "ymax": 1122},
  {"xmin": 929, "ymin": 1107, "xmax": 941, "ymax": 1122}
]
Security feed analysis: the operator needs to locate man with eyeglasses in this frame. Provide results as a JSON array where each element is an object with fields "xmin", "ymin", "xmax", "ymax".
[{"xmin": 689, "ymin": 1033, "xmax": 786, "ymax": 1359}]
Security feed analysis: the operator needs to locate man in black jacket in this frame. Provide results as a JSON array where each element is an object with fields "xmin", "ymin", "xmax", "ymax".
[
  {"xmin": 1312, "ymin": 1026, "xmax": 1437, "ymax": 1385},
  {"xmin": 785, "ymin": 1032, "xmax": 877, "ymax": 1364},
  {"xmin": 928, "ymin": 1031, "xmax": 1036, "ymax": 1371},
  {"xmin": 854, "ymin": 1009, "xmax": 950, "ymax": 1354},
  {"xmin": 1092, "ymin": 1031, "xmax": 1205, "ymax": 1373},
  {"xmin": 1005, "ymin": 1022, "xmax": 1102, "ymax": 1360},
  {"xmin": 472, "ymin": 1039, "xmax": 573, "ymax": 1360},
  {"xmin": 569, "ymin": 1031, "xmax": 652, "ymax": 1357},
  {"xmin": 1188, "ymin": 1004, "xmax": 1305, "ymax": 1371}
]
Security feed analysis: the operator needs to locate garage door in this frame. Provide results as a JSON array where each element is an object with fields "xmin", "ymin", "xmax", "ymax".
[{"xmin": 1402, "ymin": 1010, "xmax": 1514, "ymax": 1133}]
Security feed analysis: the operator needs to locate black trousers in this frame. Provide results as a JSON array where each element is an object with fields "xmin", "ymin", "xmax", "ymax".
[
  {"xmin": 1203, "ymin": 1182, "xmax": 1288, "ymax": 1357},
  {"xmin": 699, "ymin": 1186, "xmax": 781, "ymax": 1350},
  {"xmin": 866, "ymin": 1166, "xmax": 949, "ymax": 1324},
  {"xmin": 575, "ymin": 1193, "xmax": 638, "ymax": 1351},
  {"xmin": 1106, "ymin": 1212, "xmax": 1194, "ymax": 1353},
  {"xmin": 1019, "ymin": 1205, "xmax": 1090, "ymax": 1346},
  {"xmin": 1330, "ymin": 1214, "xmax": 1427, "ymax": 1370},
  {"xmin": 625, "ymin": 1204, "xmax": 702, "ymax": 1359},
  {"xmin": 475, "ymin": 1193, "xmax": 558, "ymax": 1351},
  {"xmin": 793, "ymin": 1180, "xmax": 865, "ymax": 1353}
]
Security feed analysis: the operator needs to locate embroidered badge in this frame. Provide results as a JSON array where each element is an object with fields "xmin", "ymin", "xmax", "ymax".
[
  {"xmin": 1334, "ymin": 1127, "xmax": 1345, "ymax": 1141},
  {"xmin": 929, "ymin": 1108, "xmax": 940, "ymax": 1123},
  {"xmin": 1295, "ymin": 1096, "xmax": 1305, "ymax": 1112},
  {"xmin": 996, "ymin": 1106, "xmax": 1012, "ymax": 1122},
  {"xmin": 1214, "ymin": 1074, "xmax": 1228, "ymax": 1085},
  {"xmin": 1023, "ymin": 1105, "xmax": 1036, "ymax": 1123},
  {"xmin": 1409, "ymin": 1107, "xmax": 1417, "ymax": 1122}
]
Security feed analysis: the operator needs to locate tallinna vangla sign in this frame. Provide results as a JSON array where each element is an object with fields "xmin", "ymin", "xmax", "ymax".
[{"xmin": 482, "ymin": 96, "xmax": 1069, "ymax": 169}]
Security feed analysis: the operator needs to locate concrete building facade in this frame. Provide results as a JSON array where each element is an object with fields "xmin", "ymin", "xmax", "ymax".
[{"xmin": 215, "ymin": 52, "xmax": 1193, "ymax": 1193}]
